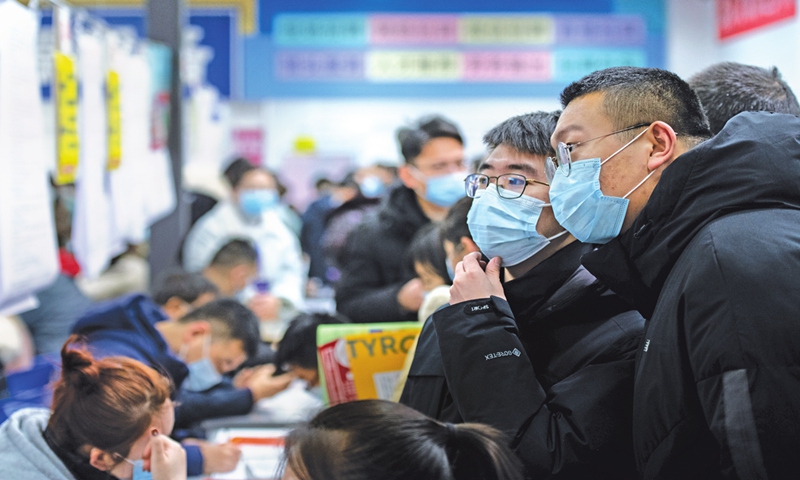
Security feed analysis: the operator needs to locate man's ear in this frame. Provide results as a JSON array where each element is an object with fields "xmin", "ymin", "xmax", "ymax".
[
  {"xmin": 647, "ymin": 121, "xmax": 678, "ymax": 171},
  {"xmin": 460, "ymin": 236, "xmax": 481, "ymax": 254},
  {"xmin": 162, "ymin": 297, "xmax": 190, "ymax": 321},
  {"xmin": 181, "ymin": 320, "xmax": 212, "ymax": 344},
  {"xmin": 398, "ymin": 164, "xmax": 420, "ymax": 190},
  {"xmin": 88, "ymin": 447, "xmax": 115, "ymax": 472}
]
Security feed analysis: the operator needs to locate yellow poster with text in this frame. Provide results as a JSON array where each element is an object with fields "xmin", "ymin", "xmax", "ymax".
[
  {"xmin": 106, "ymin": 70, "xmax": 121, "ymax": 171},
  {"xmin": 54, "ymin": 52, "xmax": 79, "ymax": 184},
  {"xmin": 345, "ymin": 327, "xmax": 421, "ymax": 400}
]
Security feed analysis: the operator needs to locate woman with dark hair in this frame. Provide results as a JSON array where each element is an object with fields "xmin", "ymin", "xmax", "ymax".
[
  {"xmin": 282, "ymin": 400, "xmax": 523, "ymax": 480},
  {"xmin": 0, "ymin": 336, "xmax": 186, "ymax": 480}
]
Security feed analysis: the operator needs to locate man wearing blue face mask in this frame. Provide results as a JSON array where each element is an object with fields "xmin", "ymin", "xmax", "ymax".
[
  {"xmin": 548, "ymin": 67, "xmax": 800, "ymax": 480},
  {"xmin": 406, "ymin": 112, "xmax": 644, "ymax": 480},
  {"xmin": 335, "ymin": 116, "xmax": 467, "ymax": 323},
  {"xmin": 183, "ymin": 159, "xmax": 304, "ymax": 326}
]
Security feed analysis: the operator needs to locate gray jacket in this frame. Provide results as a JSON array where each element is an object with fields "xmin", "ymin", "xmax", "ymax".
[{"xmin": 0, "ymin": 408, "xmax": 76, "ymax": 480}]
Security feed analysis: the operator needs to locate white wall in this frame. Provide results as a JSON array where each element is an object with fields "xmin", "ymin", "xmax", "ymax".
[{"xmin": 668, "ymin": 0, "xmax": 800, "ymax": 92}]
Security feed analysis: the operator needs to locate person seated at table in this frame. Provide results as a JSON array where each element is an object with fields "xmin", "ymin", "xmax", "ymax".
[
  {"xmin": 71, "ymin": 297, "xmax": 294, "ymax": 476},
  {"xmin": 202, "ymin": 239, "xmax": 259, "ymax": 298},
  {"xmin": 274, "ymin": 312, "xmax": 346, "ymax": 389},
  {"xmin": 281, "ymin": 400, "xmax": 523, "ymax": 480},
  {"xmin": 0, "ymin": 336, "xmax": 186, "ymax": 480}
]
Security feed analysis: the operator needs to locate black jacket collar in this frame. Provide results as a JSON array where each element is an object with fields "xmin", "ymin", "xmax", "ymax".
[{"xmin": 583, "ymin": 112, "xmax": 800, "ymax": 318}]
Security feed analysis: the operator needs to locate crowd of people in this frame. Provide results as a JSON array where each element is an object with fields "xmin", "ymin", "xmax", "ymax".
[{"xmin": 1, "ymin": 60, "xmax": 800, "ymax": 480}]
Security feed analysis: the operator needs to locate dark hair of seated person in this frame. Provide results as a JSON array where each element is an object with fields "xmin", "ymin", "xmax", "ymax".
[
  {"xmin": 282, "ymin": 400, "xmax": 524, "ymax": 480},
  {"xmin": 151, "ymin": 269, "xmax": 219, "ymax": 307},
  {"xmin": 45, "ymin": 335, "xmax": 172, "ymax": 475},
  {"xmin": 274, "ymin": 312, "xmax": 347, "ymax": 372},
  {"xmin": 178, "ymin": 298, "xmax": 261, "ymax": 359}
]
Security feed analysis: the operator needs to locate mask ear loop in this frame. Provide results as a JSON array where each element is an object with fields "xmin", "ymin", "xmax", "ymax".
[
  {"xmin": 623, "ymin": 169, "xmax": 657, "ymax": 199},
  {"xmin": 600, "ymin": 127, "xmax": 650, "ymax": 166},
  {"xmin": 202, "ymin": 332, "xmax": 212, "ymax": 359}
]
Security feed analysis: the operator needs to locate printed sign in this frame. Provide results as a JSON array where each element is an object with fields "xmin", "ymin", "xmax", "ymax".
[
  {"xmin": 459, "ymin": 16, "xmax": 554, "ymax": 44},
  {"xmin": 717, "ymin": 0, "xmax": 796, "ymax": 39},
  {"xmin": 106, "ymin": 70, "xmax": 121, "ymax": 171},
  {"xmin": 54, "ymin": 51, "xmax": 79, "ymax": 185},
  {"xmin": 367, "ymin": 51, "xmax": 461, "ymax": 81}
]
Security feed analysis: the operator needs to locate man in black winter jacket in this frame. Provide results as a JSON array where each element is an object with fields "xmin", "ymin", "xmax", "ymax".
[
  {"xmin": 335, "ymin": 116, "xmax": 467, "ymax": 323},
  {"xmin": 549, "ymin": 66, "xmax": 800, "ymax": 479},
  {"xmin": 401, "ymin": 111, "xmax": 644, "ymax": 480}
]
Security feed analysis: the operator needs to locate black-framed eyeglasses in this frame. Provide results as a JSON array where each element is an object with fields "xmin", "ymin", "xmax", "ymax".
[
  {"xmin": 464, "ymin": 173, "xmax": 549, "ymax": 199},
  {"xmin": 551, "ymin": 123, "xmax": 650, "ymax": 177}
]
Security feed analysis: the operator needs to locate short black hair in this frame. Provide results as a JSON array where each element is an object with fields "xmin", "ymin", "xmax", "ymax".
[
  {"xmin": 151, "ymin": 269, "xmax": 219, "ymax": 306},
  {"xmin": 209, "ymin": 239, "xmax": 258, "ymax": 268},
  {"xmin": 223, "ymin": 158, "xmax": 257, "ymax": 189},
  {"xmin": 483, "ymin": 111, "xmax": 560, "ymax": 157},
  {"xmin": 441, "ymin": 196, "xmax": 473, "ymax": 246},
  {"xmin": 397, "ymin": 116, "xmax": 463, "ymax": 164},
  {"xmin": 178, "ymin": 299, "xmax": 260, "ymax": 358},
  {"xmin": 561, "ymin": 67, "xmax": 712, "ymax": 144},
  {"xmin": 275, "ymin": 312, "xmax": 346, "ymax": 370},
  {"xmin": 408, "ymin": 223, "xmax": 450, "ymax": 285},
  {"xmin": 688, "ymin": 62, "xmax": 800, "ymax": 134}
]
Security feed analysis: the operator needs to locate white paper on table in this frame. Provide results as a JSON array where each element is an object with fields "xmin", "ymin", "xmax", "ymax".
[
  {"xmin": 0, "ymin": 295, "xmax": 40, "ymax": 317},
  {"xmin": 208, "ymin": 427, "xmax": 290, "ymax": 480},
  {"xmin": 71, "ymin": 30, "xmax": 120, "ymax": 279},
  {"xmin": 0, "ymin": 0, "xmax": 59, "ymax": 304}
]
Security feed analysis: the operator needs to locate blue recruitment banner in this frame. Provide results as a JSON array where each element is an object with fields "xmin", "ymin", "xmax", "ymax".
[{"xmin": 244, "ymin": 0, "xmax": 665, "ymax": 99}]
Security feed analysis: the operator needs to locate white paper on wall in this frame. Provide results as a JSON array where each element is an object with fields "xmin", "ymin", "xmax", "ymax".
[
  {"xmin": 71, "ymin": 31, "xmax": 118, "ymax": 279},
  {"xmin": 0, "ymin": 0, "xmax": 59, "ymax": 307}
]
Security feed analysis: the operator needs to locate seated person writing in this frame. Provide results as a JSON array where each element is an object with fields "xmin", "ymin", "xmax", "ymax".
[
  {"xmin": 0, "ymin": 336, "xmax": 186, "ymax": 480},
  {"xmin": 71, "ymin": 297, "xmax": 293, "ymax": 476}
]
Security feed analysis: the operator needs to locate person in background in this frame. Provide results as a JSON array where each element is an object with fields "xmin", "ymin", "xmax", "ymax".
[
  {"xmin": 77, "ymin": 243, "xmax": 150, "ymax": 302},
  {"xmin": 403, "ymin": 111, "xmax": 645, "ymax": 479},
  {"xmin": 688, "ymin": 61, "xmax": 800, "ymax": 134},
  {"xmin": 183, "ymin": 158, "xmax": 304, "ymax": 327},
  {"xmin": 407, "ymin": 223, "xmax": 451, "ymax": 323},
  {"xmin": 335, "ymin": 116, "xmax": 467, "ymax": 323},
  {"xmin": 151, "ymin": 270, "xmax": 219, "ymax": 321},
  {"xmin": 274, "ymin": 312, "xmax": 347, "ymax": 389},
  {"xmin": 0, "ymin": 336, "xmax": 186, "ymax": 480},
  {"xmin": 440, "ymin": 196, "xmax": 481, "ymax": 280},
  {"xmin": 202, "ymin": 239, "xmax": 259, "ymax": 298},
  {"xmin": 300, "ymin": 173, "xmax": 360, "ymax": 289},
  {"xmin": 281, "ymin": 399, "xmax": 524, "ymax": 480},
  {"xmin": 547, "ymin": 66, "xmax": 800, "ymax": 478}
]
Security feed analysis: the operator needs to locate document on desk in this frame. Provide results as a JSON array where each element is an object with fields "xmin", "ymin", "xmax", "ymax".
[
  {"xmin": 0, "ymin": 0, "xmax": 59, "ymax": 306},
  {"xmin": 209, "ymin": 428, "xmax": 289, "ymax": 480}
]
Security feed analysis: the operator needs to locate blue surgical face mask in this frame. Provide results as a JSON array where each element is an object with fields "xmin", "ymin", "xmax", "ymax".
[
  {"xmin": 359, "ymin": 175, "xmax": 386, "ymax": 198},
  {"xmin": 467, "ymin": 184, "xmax": 566, "ymax": 267},
  {"xmin": 445, "ymin": 258, "xmax": 455, "ymax": 281},
  {"xmin": 239, "ymin": 189, "xmax": 278, "ymax": 217},
  {"xmin": 180, "ymin": 335, "xmax": 223, "ymax": 392},
  {"xmin": 412, "ymin": 168, "xmax": 466, "ymax": 208},
  {"xmin": 122, "ymin": 458, "xmax": 153, "ymax": 480},
  {"xmin": 549, "ymin": 129, "xmax": 654, "ymax": 244}
]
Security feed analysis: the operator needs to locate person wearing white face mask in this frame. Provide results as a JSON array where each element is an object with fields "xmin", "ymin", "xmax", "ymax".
[
  {"xmin": 336, "ymin": 116, "xmax": 468, "ymax": 323},
  {"xmin": 406, "ymin": 112, "xmax": 645, "ymax": 480},
  {"xmin": 183, "ymin": 159, "xmax": 304, "ymax": 326}
]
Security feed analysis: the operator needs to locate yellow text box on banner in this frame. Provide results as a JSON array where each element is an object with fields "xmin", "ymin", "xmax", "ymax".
[
  {"xmin": 460, "ymin": 16, "xmax": 554, "ymax": 44},
  {"xmin": 367, "ymin": 51, "xmax": 460, "ymax": 81},
  {"xmin": 54, "ymin": 52, "xmax": 79, "ymax": 185},
  {"xmin": 106, "ymin": 70, "xmax": 121, "ymax": 171}
]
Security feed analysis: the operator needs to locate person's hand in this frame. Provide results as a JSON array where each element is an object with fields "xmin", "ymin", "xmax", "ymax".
[
  {"xmin": 184, "ymin": 439, "xmax": 242, "ymax": 474},
  {"xmin": 233, "ymin": 367, "xmax": 256, "ymax": 389},
  {"xmin": 245, "ymin": 364, "xmax": 295, "ymax": 401},
  {"xmin": 248, "ymin": 293, "xmax": 281, "ymax": 320},
  {"xmin": 397, "ymin": 278, "xmax": 424, "ymax": 312},
  {"xmin": 144, "ymin": 433, "xmax": 186, "ymax": 480},
  {"xmin": 449, "ymin": 252, "xmax": 505, "ymax": 304}
]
